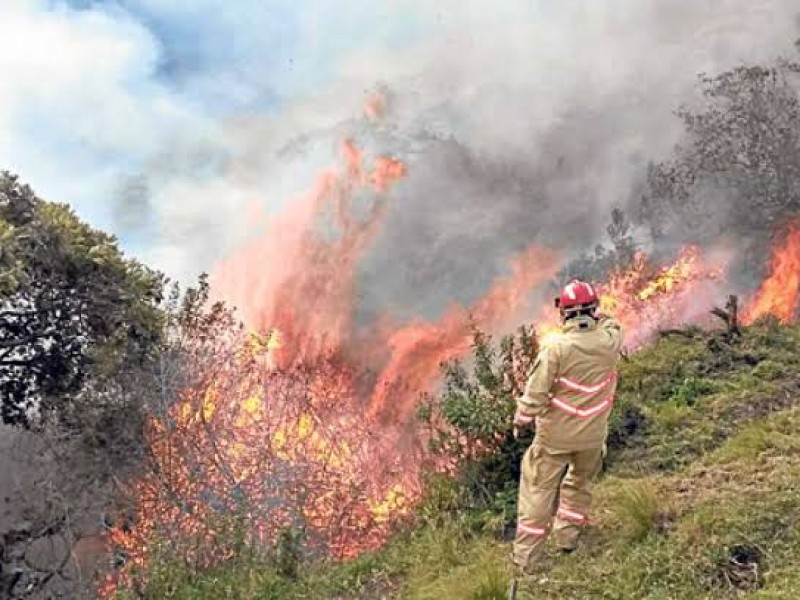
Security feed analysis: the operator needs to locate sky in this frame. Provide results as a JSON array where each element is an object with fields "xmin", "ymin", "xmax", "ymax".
[
  {"xmin": 1, "ymin": 0, "xmax": 798, "ymax": 293},
  {"xmin": 0, "ymin": 0, "xmax": 421, "ymax": 276}
]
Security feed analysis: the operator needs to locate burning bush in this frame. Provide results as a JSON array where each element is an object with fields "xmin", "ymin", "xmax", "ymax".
[{"xmin": 103, "ymin": 297, "xmax": 421, "ymax": 595}]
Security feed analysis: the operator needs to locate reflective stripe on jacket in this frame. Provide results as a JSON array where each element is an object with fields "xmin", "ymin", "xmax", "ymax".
[{"xmin": 515, "ymin": 315, "xmax": 623, "ymax": 451}]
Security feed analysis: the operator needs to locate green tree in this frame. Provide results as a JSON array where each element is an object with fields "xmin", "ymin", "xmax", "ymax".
[
  {"xmin": 0, "ymin": 173, "xmax": 164, "ymax": 426},
  {"xmin": 560, "ymin": 207, "xmax": 639, "ymax": 283}
]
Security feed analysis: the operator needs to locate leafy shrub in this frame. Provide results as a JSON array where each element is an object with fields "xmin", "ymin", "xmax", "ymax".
[
  {"xmin": 418, "ymin": 326, "xmax": 538, "ymax": 520},
  {"xmin": 419, "ymin": 324, "xmax": 653, "ymax": 521},
  {"xmin": 669, "ymin": 376, "xmax": 716, "ymax": 405}
]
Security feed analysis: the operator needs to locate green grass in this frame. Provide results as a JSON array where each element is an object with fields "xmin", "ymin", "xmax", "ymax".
[
  {"xmin": 120, "ymin": 322, "xmax": 800, "ymax": 599},
  {"xmin": 603, "ymin": 479, "xmax": 662, "ymax": 543}
]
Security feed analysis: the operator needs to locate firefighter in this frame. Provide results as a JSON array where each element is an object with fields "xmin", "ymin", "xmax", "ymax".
[{"xmin": 509, "ymin": 280, "xmax": 623, "ymax": 590}]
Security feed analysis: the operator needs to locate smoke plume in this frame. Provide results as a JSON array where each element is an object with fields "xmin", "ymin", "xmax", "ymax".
[{"xmin": 139, "ymin": 0, "xmax": 800, "ymax": 325}]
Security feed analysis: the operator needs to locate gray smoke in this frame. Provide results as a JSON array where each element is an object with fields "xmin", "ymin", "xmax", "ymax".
[{"xmin": 127, "ymin": 1, "xmax": 799, "ymax": 319}]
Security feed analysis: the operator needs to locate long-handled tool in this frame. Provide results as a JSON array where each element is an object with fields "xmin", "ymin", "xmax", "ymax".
[{"xmin": 507, "ymin": 577, "xmax": 519, "ymax": 600}]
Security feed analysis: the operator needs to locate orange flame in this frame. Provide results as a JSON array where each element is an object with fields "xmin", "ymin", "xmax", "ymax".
[
  {"xmin": 600, "ymin": 246, "xmax": 728, "ymax": 348},
  {"xmin": 536, "ymin": 246, "xmax": 728, "ymax": 350},
  {"xmin": 105, "ymin": 137, "xmax": 559, "ymax": 595},
  {"xmin": 742, "ymin": 219, "xmax": 800, "ymax": 325},
  {"xmin": 213, "ymin": 139, "xmax": 401, "ymax": 365},
  {"xmin": 105, "ymin": 116, "xmax": 800, "ymax": 595},
  {"xmin": 637, "ymin": 248, "xmax": 702, "ymax": 301},
  {"xmin": 367, "ymin": 245, "xmax": 560, "ymax": 425}
]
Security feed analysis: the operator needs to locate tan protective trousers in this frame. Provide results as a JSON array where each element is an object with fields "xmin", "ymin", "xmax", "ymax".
[{"xmin": 512, "ymin": 439, "xmax": 603, "ymax": 574}]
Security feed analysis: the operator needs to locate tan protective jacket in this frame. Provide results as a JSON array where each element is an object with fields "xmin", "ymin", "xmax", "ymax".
[{"xmin": 516, "ymin": 315, "xmax": 623, "ymax": 451}]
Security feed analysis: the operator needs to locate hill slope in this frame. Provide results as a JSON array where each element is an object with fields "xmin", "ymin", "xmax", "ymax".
[{"xmin": 130, "ymin": 321, "xmax": 800, "ymax": 599}]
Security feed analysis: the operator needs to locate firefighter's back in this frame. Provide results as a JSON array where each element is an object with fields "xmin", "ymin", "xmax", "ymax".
[{"xmin": 536, "ymin": 316, "xmax": 623, "ymax": 451}]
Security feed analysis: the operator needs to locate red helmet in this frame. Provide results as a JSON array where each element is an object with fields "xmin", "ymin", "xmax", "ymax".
[{"xmin": 555, "ymin": 279, "xmax": 599, "ymax": 311}]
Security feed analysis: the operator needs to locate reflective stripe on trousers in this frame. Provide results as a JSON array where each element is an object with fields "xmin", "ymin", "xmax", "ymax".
[
  {"xmin": 516, "ymin": 521, "xmax": 547, "ymax": 537},
  {"xmin": 513, "ymin": 441, "xmax": 603, "ymax": 574},
  {"xmin": 556, "ymin": 505, "xmax": 587, "ymax": 523}
]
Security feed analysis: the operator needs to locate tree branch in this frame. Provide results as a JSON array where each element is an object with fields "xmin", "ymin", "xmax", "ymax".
[{"xmin": 0, "ymin": 332, "xmax": 51, "ymax": 350}]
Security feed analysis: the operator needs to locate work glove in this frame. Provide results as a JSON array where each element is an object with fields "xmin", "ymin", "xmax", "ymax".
[{"xmin": 513, "ymin": 409, "xmax": 535, "ymax": 440}]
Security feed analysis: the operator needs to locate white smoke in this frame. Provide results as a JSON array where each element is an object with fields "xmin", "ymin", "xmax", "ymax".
[
  {"xmin": 238, "ymin": 0, "xmax": 798, "ymax": 319},
  {"xmin": 2, "ymin": 0, "xmax": 798, "ymax": 301},
  {"xmin": 145, "ymin": 1, "xmax": 799, "ymax": 307}
]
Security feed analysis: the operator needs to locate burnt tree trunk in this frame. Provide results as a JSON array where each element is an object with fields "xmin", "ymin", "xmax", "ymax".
[{"xmin": 711, "ymin": 295, "xmax": 741, "ymax": 340}]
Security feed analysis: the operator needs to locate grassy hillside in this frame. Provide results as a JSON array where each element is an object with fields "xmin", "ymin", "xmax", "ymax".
[{"xmin": 123, "ymin": 320, "xmax": 800, "ymax": 599}]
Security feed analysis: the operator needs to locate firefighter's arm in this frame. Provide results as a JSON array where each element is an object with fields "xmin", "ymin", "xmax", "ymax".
[
  {"xmin": 597, "ymin": 314, "xmax": 624, "ymax": 353},
  {"xmin": 514, "ymin": 344, "xmax": 559, "ymax": 435}
]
